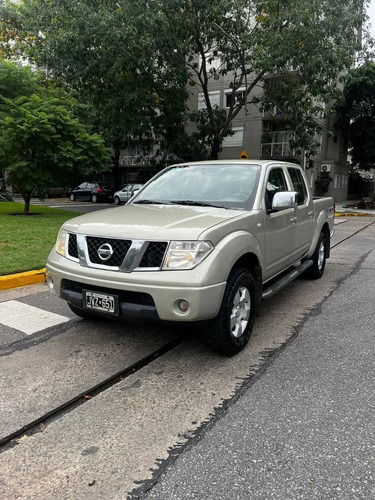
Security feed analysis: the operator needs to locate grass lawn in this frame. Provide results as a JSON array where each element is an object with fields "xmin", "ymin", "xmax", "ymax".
[{"xmin": 0, "ymin": 202, "xmax": 82, "ymax": 276}]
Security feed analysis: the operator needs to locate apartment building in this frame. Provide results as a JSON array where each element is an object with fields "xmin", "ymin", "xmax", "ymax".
[{"xmin": 185, "ymin": 70, "xmax": 350, "ymax": 202}]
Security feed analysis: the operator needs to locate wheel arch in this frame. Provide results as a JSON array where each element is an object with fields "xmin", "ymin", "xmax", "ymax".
[
  {"xmin": 231, "ymin": 252, "xmax": 262, "ymax": 315},
  {"xmin": 307, "ymin": 219, "xmax": 331, "ymax": 259},
  {"xmin": 321, "ymin": 221, "xmax": 331, "ymax": 258}
]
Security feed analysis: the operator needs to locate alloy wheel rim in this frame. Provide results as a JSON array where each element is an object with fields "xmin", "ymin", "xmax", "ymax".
[
  {"xmin": 230, "ymin": 286, "xmax": 251, "ymax": 338},
  {"xmin": 318, "ymin": 241, "xmax": 325, "ymax": 271}
]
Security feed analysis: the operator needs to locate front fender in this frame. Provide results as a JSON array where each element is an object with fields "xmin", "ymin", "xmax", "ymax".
[{"xmin": 215, "ymin": 230, "xmax": 263, "ymax": 273}]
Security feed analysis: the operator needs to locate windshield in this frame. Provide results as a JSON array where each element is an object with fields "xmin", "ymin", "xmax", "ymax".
[{"xmin": 133, "ymin": 163, "xmax": 261, "ymax": 211}]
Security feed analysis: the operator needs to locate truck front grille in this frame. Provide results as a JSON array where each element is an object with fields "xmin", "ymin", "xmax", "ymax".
[
  {"xmin": 86, "ymin": 236, "xmax": 132, "ymax": 267},
  {"xmin": 66, "ymin": 233, "xmax": 168, "ymax": 271}
]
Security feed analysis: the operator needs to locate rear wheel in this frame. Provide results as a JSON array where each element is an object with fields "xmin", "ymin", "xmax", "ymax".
[
  {"xmin": 91, "ymin": 193, "xmax": 98, "ymax": 203},
  {"xmin": 305, "ymin": 232, "xmax": 327, "ymax": 279},
  {"xmin": 204, "ymin": 267, "xmax": 256, "ymax": 356}
]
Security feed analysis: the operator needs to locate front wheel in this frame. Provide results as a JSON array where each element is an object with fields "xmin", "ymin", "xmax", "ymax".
[
  {"xmin": 69, "ymin": 193, "xmax": 75, "ymax": 201},
  {"xmin": 305, "ymin": 232, "xmax": 327, "ymax": 279},
  {"xmin": 204, "ymin": 267, "xmax": 256, "ymax": 356},
  {"xmin": 114, "ymin": 196, "xmax": 121, "ymax": 205}
]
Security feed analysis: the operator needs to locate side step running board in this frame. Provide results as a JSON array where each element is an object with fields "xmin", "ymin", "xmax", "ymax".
[{"xmin": 262, "ymin": 260, "xmax": 313, "ymax": 301}]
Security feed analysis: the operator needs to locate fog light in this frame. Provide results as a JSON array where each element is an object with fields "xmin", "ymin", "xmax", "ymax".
[
  {"xmin": 46, "ymin": 275, "xmax": 54, "ymax": 290},
  {"xmin": 178, "ymin": 300, "xmax": 189, "ymax": 312}
]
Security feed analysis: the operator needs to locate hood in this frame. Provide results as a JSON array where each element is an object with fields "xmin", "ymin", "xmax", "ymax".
[{"xmin": 62, "ymin": 203, "xmax": 244, "ymax": 240}]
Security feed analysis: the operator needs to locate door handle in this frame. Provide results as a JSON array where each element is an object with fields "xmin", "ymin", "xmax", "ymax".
[
  {"xmin": 308, "ymin": 211, "xmax": 314, "ymax": 218},
  {"xmin": 290, "ymin": 217, "xmax": 298, "ymax": 223}
]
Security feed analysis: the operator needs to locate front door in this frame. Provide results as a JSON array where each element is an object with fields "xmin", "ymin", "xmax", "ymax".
[{"xmin": 263, "ymin": 166, "xmax": 298, "ymax": 281}]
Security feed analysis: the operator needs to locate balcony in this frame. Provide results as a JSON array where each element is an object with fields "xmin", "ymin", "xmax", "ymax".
[
  {"xmin": 261, "ymin": 142, "xmax": 295, "ymax": 158},
  {"xmin": 119, "ymin": 155, "xmax": 152, "ymax": 166}
]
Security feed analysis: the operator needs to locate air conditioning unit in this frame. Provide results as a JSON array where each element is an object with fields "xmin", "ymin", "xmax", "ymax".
[{"xmin": 320, "ymin": 164, "xmax": 332, "ymax": 173}]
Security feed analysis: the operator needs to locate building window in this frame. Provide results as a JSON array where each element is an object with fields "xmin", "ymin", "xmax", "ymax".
[
  {"xmin": 222, "ymin": 127, "xmax": 243, "ymax": 147},
  {"xmin": 198, "ymin": 90, "xmax": 220, "ymax": 110},
  {"xmin": 224, "ymin": 88, "xmax": 246, "ymax": 108}
]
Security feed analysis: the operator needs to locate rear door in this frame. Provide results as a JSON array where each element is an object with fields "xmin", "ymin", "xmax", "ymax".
[{"xmin": 286, "ymin": 167, "xmax": 315, "ymax": 255}]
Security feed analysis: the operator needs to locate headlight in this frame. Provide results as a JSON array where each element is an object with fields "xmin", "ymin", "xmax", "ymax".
[
  {"xmin": 163, "ymin": 241, "xmax": 213, "ymax": 270},
  {"xmin": 55, "ymin": 228, "xmax": 67, "ymax": 256}
]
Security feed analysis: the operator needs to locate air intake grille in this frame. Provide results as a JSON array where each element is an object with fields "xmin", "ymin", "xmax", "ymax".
[
  {"xmin": 86, "ymin": 237, "xmax": 132, "ymax": 267},
  {"xmin": 68, "ymin": 234, "xmax": 78, "ymax": 259},
  {"xmin": 139, "ymin": 242, "xmax": 168, "ymax": 268}
]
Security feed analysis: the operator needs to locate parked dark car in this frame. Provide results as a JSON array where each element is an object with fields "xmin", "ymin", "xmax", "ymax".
[
  {"xmin": 68, "ymin": 182, "xmax": 114, "ymax": 203},
  {"xmin": 113, "ymin": 183, "xmax": 144, "ymax": 205}
]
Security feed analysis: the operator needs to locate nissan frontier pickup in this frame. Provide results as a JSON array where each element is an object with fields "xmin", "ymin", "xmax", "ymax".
[{"xmin": 46, "ymin": 160, "xmax": 335, "ymax": 355}]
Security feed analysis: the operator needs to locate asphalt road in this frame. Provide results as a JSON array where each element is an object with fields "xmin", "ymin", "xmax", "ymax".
[{"xmin": 0, "ymin": 217, "xmax": 374, "ymax": 499}]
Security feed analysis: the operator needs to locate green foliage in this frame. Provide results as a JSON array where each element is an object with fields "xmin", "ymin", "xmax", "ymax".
[
  {"xmin": 0, "ymin": 0, "xmax": 190, "ymax": 166},
  {"xmin": 0, "ymin": 0, "xmax": 367, "ymax": 161},
  {"xmin": 160, "ymin": 0, "xmax": 365, "ymax": 157},
  {"xmin": 0, "ymin": 59, "xmax": 110, "ymax": 214},
  {"xmin": 314, "ymin": 172, "xmax": 333, "ymax": 194},
  {"xmin": 338, "ymin": 61, "xmax": 375, "ymax": 171}
]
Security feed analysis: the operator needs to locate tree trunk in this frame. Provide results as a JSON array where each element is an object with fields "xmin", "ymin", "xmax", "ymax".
[
  {"xmin": 210, "ymin": 138, "xmax": 221, "ymax": 160},
  {"xmin": 22, "ymin": 193, "xmax": 31, "ymax": 215},
  {"xmin": 111, "ymin": 147, "xmax": 121, "ymax": 190}
]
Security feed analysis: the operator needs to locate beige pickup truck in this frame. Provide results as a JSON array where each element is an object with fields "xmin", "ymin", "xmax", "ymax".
[{"xmin": 46, "ymin": 160, "xmax": 335, "ymax": 355}]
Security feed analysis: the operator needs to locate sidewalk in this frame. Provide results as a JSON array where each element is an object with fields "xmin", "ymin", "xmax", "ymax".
[
  {"xmin": 144, "ymin": 248, "xmax": 375, "ymax": 499},
  {"xmin": 335, "ymin": 199, "xmax": 375, "ymax": 216}
]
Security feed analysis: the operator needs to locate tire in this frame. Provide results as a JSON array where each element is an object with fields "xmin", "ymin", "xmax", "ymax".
[
  {"xmin": 91, "ymin": 193, "xmax": 98, "ymax": 203},
  {"xmin": 305, "ymin": 232, "xmax": 327, "ymax": 279},
  {"xmin": 68, "ymin": 303, "xmax": 97, "ymax": 320},
  {"xmin": 204, "ymin": 267, "xmax": 256, "ymax": 356},
  {"xmin": 69, "ymin": 193, "xmax": 75, "ymax": 201},
  {"xmin": 114, "ymin": 196, "xmax": 121, "ymax": 205}
]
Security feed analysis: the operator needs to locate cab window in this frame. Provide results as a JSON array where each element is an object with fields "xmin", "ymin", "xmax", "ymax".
[
  {"xmin": 287, "ymin": 168, "xmax": 308, "ymax": 205},
  {"xmin": 265, "ymin": 168, "xmax": 288, "ymax": 211}
]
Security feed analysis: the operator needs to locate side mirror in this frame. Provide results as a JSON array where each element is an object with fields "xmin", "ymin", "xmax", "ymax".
[{"xmin": 272, "ymin": 191, "xmax": 297, "ymax": 211}]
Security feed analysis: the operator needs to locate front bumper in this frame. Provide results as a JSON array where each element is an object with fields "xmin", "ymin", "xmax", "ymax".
[{"xmin": 46, "ymin": 251, "xmax": 227, "ymax": 322}]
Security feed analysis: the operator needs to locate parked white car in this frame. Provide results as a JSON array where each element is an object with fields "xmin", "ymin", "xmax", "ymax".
[{"xmin": 114, "ymin": 184, "xmax": 144, "ymax": 205}]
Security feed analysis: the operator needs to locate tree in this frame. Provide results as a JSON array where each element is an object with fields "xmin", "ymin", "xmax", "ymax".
[
  {"xmin": 338, "ymin": 61, "xmax": 375, "ymax": 171},
  {"xmin": 0, "ymin": 59, "xmax": 110, "ymax": 214},
  {"xmin": 159, "ymin": 0, "xmax": 366, "ymax": 158},
  {"xmin": 1, "ymin": 0, "xmax": 367, "ymax": 162},
  {"xmin": 0, "ymin": 0, "xmax": 191, "ymax": 185}
]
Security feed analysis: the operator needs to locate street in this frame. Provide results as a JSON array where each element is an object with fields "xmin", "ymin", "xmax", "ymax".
[{"xmin": 0, "ymin": 217, "xmax": 374, "ymax": 499}]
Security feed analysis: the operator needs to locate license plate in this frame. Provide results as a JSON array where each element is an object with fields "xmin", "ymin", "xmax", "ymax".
[{"xmin": 84, "ymin": 291, "xmax": 117, "ymax": 314}]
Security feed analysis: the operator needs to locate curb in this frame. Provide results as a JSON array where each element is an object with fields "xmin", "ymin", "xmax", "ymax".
[
  {"xmin": 0, "ymin": 269, "xmax": 46, "ymax": 291},
  {"xmin": 335, "ymin": 212, "xmax": 375, "ymax": 217}
]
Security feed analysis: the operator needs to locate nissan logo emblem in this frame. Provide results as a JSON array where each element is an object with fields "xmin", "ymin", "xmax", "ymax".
[{"xmin": 97, "ymin": 243, "xmax": 114, "ymax": 261}]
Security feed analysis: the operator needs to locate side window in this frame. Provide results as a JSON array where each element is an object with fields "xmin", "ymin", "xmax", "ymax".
[
  {"xmin": 78, "ymin": 183, "xmax": 87, "ymax": 189},
  {"xmin": 265, "ymin": 168, "xmax": 288, "ymax": 211},
  {"xmin": 288, "ymin": 168, "xmax": 308, "ymax": 205}
]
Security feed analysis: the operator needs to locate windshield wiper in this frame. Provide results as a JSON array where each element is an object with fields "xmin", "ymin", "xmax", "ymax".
[
  {"xmin": 133, "ymin": 199, "xmax": 174, "ymax": 205},
  {"xmin": 170, "ymin": 200, "xmax": 229, "ymax": 209}
]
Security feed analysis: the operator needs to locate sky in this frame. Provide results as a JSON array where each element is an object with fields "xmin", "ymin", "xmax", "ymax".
[{"xmin": 367, "ymin": 0, "xmax": 375, "ymax": 37}]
